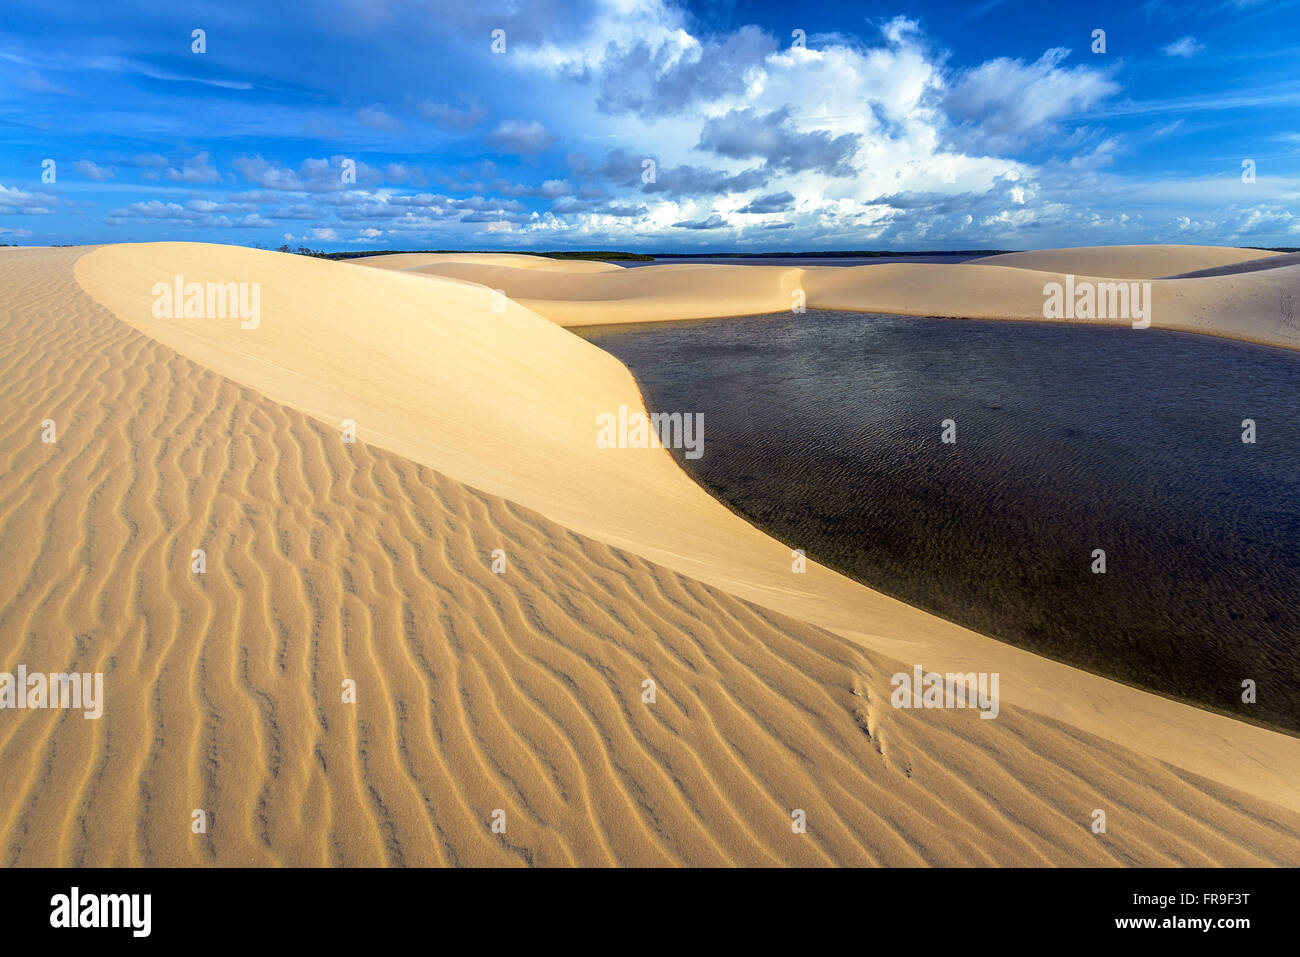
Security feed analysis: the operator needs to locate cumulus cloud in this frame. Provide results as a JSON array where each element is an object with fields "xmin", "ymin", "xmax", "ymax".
[
  {"xmin": 104, "ymin": 198, "xmax": 266, "ymax": 228},
  {"xmin": 486, "ymin": 119, "xmax": 555, "ymax": 155},
  {"xmin": 594, "ymin": 25, "xmax": 776, "ymax": 119},
  {"xmin": 37, "ymin": 0, "xmax": 1284, "ymax": 249},
  {"xmin": 944, "ymin": 48, "xmax": 1120, "ymax": 151},
  {"xmin": 697, "ymin": 107, "xmax": 861, "ymax": 177},
  {"xmin": 74, "ymin": 160, "xmax": 115, "ymax": 181},
  {"xmin": 164, "ymin": 152, "xmax": 222, "ymax": 184},
  {"xmin": 549, "ymin": 197, "xmax": 645, "ymax": 217},
  {"xmin": 737, "ymin": 191, "xmax": 795, "ymax": 214},
  {"xmin": 0, "ymin": 182, "xmax": 56, "ymax": 214},
  {"xmin": 232, "ymin": 155, "xmax": 382, "ymax": 191},
  {"xmin": 357, "ymin": 105, "xmax": 402, "ymax": 132},
  {"xmin": 384, "ymin": 162, "xmax": 428, "ymax": 186},
  {"xmin": 594, "ymin": 148, "xmax": 769, "ymax": 197},
  {"xmin": 417, "ymin": 95, "xmax": 486, "ymax": 131},
  {"xmin": 671, "ymin": 213, "xmax": 728, "ymax": 229},
  {"xmin": 534, "ymin": 178, "xmax": 570, "ymax": 198}
]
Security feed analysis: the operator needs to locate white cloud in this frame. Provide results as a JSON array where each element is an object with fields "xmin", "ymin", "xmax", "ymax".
[
  {"xmin": 417, "ymin": 95, "xmax": 486, "ymax": 131},
  {"xmin": 1164, "ymin": 36, "xmax": 1205, "ymax": 58},
  {"xmin": 165, "ymin": 152, "xmax": 221, "ymax": 184},
  {"xmin": 944, "ymin": 48, "xmax": 1120, "ymax": 151},
  {"xmin": 486, "ymin": 119, "xmax": 555, "ymax": 155},
  {"xmin": 74, "ymin": 160, "xmax": 115, "ymax": 181},
  {"xmin": 357, "ymin": 105, "xmax": 402, "ymax": 132},
  {"xmin": 0, "ymin": 182, "xmax": 56, "ymax": 214}
]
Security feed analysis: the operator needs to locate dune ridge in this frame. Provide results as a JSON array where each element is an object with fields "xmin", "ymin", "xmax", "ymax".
[
  {"xmin": 967, "ymin": 244, "xmax": 1283, "ymax": 279},
  {"xmin": 351, "ymin": 252, "xmax": 626, "ymax": 274},
  {"xmin": 350, "ymin": 246, "xmax": 1300, "ymax": 351},
  {"xmin": 1, "ymin": 245, "xmax": 1296, "ymax": 865}
]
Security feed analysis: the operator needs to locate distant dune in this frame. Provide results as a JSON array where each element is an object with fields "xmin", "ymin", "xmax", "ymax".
[
  {"xmin": 351, "ymin": 252, "xmax": 626, "ymax": 275},
  {"xmin": 0, "ymin": 243, "xmax": 1295, "ymax": 866},
  {"xmin": 1161, "ymin": 250, "xmax": 1300, "ymax": 279},
  {"xmin": 346, "ymin": 245, "xmax": 1300, "ymax": 351},
  {"xmin": 967, "ymin": 244, "xmax": 1283, "ymax": 279}
]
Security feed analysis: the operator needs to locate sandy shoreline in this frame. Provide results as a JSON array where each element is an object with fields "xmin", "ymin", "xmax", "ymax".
[{"xmin": 0, "ymin": 241, "xmax": 1295, "ymax": 865}]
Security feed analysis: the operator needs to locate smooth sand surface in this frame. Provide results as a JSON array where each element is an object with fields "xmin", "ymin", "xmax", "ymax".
[
  {"xmin": 968, "ymin": 244, "xmax": 1284, "ymax": 279},
  {"xmin": 346, "ymin": 247, "xmax": 1300, "ymax": 351},
  {"xmin": 1, "ymin": 242, "xmax": 1295, "ymax": 865},
  {"xmin": 350, "ymin": 252, "xmax": 627, "ymax": 274},
  {"xmin": 1163, "ymin": 250, "xmax": 1300, "ymax": 279}
]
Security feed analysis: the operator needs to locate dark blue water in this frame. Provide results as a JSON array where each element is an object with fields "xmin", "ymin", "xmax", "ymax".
[{"xmin": 578, "ymin": 311, "xmax": 1300, "ymax": 733}]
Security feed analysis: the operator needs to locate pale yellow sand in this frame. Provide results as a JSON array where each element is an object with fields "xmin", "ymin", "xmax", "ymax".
[
  {"xmin": 66, "ymin": 241, "xmax": 1300, "ymax": 824},
  {"xmin": 969, "ymin": 244, "xmax": 1283, "ymax": 279},
  {"xmin": 1, "ymin": 243, "xmax": 1295, "ymax": 866},
  {"xmin": 350, "ymin": 246, "xmax": 1300, "ymax": 351},
  {"xmin": 352, "ymin": 252, "xmax": 626, "ymax": 275}
]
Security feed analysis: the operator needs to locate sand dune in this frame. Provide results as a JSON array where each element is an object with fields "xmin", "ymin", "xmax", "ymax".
[
  {"xmin": 349, "ymin": 256, "xmax": 807, "ymax": 324},
  {"xmin": 1, "ymin": 243, "xmax": 1295, "ymax": 866},
  {"xmin": 351, "ymin": 252, "xmax": 626, "ymax": 274},
  {"xmin": 70, "ymin": 242, "xmax": 1300, "ymax": 818},
  {"xmin": 807, "ymin": 260, "xmax": 1300, "ymax": 349},
  {"xmin": 346, "ymin": 247, "xmax": 1300, "ymax": 351},
  {"xmin": 968, "ymin": 244, "xmax": 1283, "ymax": 279},
  {"xmin": 1163, "ymin": 250, "xmax": 1300, "ymax": 279}
]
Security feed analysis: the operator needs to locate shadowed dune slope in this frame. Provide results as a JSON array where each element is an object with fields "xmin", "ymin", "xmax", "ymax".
[
  {"xmin": 2, "ymin": 246, "xmax": 1299, "ymax": 865},
  {"xmin": 1164, "ymin": 250, "xmax": 1300, "ymax": 279}
]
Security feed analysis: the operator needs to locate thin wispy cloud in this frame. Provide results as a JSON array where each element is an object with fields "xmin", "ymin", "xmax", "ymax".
[{"xmin": 1164, "ymin": 36, "xmax": 1206, "ymax": 58}]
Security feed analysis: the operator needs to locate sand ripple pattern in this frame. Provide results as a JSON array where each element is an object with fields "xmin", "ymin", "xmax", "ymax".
[{"xmin": 1, "ymin": 247, "xmax": 1297, "ymax": 866}]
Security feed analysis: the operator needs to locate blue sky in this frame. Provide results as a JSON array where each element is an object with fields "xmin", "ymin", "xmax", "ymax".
[{"xmin": 2, "ymin": 0, "xmax": 1298, "ymax": 251}]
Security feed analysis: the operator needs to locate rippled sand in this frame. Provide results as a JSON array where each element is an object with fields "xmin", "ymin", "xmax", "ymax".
[{"xmin": 0, "ymin": 243, "xmax": 1296, "ymax": 866}]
